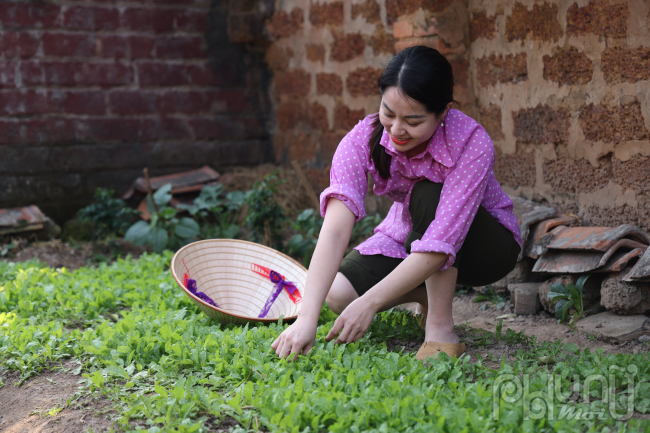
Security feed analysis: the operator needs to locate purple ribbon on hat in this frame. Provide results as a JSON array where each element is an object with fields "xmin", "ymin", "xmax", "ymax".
[
  {"xmin": 186, "ymin": 278, "xmax": 220, "ymax": 308},
  {"xmin": 258, "ymin": 271, "xmax": 297, "ymax": 318}
]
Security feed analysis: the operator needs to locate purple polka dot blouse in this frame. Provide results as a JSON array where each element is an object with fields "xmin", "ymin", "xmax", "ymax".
[{"xmin": 319, "ymin": 109, "xmax": 523, "ymax": 271}]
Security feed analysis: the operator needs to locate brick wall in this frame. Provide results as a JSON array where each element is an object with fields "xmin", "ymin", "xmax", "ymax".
[
  {"xmin": 265, "ymin": 0, "xmax": 474, "ymax": 215},
  {"xmin": 0, "ymin": 0, "xmax": 273, "ymax": 222},
  {"xmin": 469, "ymin": 0, "xmax": 650, "ymax": 233}
]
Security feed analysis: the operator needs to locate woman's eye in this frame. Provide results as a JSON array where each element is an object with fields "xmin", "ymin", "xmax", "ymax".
[{"xmin": 407, "ymin": 122, "xmax": 419, "ymax": 127}]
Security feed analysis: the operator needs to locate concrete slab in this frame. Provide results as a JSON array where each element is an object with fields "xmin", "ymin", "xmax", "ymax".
[
  {"xmin": 575, "ymin": 311, "xmax": 650, "ymax": 343},
  {"xmin": 508, "ymin": 282, "xmax": 543, "ymax": 315}
]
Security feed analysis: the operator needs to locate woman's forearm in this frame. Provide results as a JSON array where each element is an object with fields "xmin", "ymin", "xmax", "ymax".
[
  {"xmin": 298, "ymin": 199, "xmax": 356, "ymax": 321},
  {"xmin": 362, "ymin": 251, "xmax": 448, "ymax": 311}
]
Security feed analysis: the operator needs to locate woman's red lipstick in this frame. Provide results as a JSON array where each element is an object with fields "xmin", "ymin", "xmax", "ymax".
[{"xmin": 391, "ymin": 135, "xmax": 410, "ymax": 145}]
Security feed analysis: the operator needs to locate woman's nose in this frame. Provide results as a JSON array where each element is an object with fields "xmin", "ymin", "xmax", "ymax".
[{"xmin": 390, "ymin": 120, "xmax": 405, "ymax": 136}]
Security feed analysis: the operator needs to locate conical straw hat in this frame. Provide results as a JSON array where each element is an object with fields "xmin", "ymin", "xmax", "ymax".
[{"xmin": 171, "ymin": 239, "xmax": 308, "ymax": 325}]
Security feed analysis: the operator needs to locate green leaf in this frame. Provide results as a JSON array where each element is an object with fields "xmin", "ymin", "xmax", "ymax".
[
  {"xmin": 555, "ymin": 299, "xmax": 573, "ymax": 321},
  {"xmin": 174, "ymin": 218, "xmax": 200, "ymax": 239},
  {"xmin": 221, "ymin": 224, "xmax": 239, "ymax": 239},
  {"xmin": 148, "ymin": 227, "xmax": 169, "ymax": 253},
  {"xmin": 124, "ymin": 221, "xmax": 150, "ymax": 245},
  {"xmin": 549, "ymin": 283, "xmax": 569, "ymax": 296},
  {"xmin": 576, "ymin": 274, "xmax": 590, "ymax": 291},
  {"xmin": 153, "ymin": 183, "xmax": 173, "ymax": 206}
]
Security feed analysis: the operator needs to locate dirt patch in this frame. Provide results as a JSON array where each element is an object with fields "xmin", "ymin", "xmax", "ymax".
[
  {"xmin": 394, "ymin": 290, "xmax": 647, "ymax": 358},
  {"xmin": 4, "ymin": 239, "xmax": 149, "ymax": 271},
  {"xmin": 0, "ymin": 361, "xmax": 114, "ymax": 433}
]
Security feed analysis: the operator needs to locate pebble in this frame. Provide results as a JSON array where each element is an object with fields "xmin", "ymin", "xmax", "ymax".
[{"xmin": 638, "ymin": 335, "xmax": 650, "ymax": 343}]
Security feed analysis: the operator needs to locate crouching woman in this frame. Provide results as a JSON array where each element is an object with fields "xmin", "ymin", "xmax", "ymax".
[{"xmin": 272, "ymin": 45, "xmax": 522, "ymax": 362}]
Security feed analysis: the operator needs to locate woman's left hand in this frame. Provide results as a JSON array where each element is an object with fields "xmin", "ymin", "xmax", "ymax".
[{"xmin": 325, "ymin": 296, "xmax": 377, "ymax": 344}]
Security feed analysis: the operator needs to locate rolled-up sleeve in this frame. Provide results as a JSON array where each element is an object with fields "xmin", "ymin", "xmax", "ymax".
[
  {"xmin": 320, "ymin": 121, "xmax": 370, "ymax": 222},
  {"xmin": 409, "ymin": 127, "xmax": 495, "ymax": 270}
]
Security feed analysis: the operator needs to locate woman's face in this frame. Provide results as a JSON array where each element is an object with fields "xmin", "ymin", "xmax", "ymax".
[{"xmin": 378, "ymin": 86, "xmax": 443, "ymax": 154}]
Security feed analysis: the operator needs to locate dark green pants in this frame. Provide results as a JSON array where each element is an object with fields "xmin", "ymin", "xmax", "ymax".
[{"xmin": 340, "ymin": 180, "xmax": 520, "ymax": 296}]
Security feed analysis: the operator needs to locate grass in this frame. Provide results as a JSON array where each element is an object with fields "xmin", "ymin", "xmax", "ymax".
[{"xmin": 1, "ymin": 254, "xmax": 650, "ymax": 432}]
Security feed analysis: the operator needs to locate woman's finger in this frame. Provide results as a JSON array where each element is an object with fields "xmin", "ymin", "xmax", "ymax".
[
  {"xmin": 335, "ymin": 324, "xmax": 354, "ymax": 345},
  {"xmin": 271, "ymin": 335, "xmax": 281, "ymax": 350},
  {"xmin": 325, "ymin": 319, "xmax": 343, "ymax": 342}
]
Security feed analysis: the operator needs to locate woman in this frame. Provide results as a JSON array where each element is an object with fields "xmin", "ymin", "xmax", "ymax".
[{"xmin": 271, "ymin": 45, "xmax": 522, "ymax": 362}]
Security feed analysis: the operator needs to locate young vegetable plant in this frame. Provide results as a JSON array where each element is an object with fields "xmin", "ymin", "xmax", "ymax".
[
  {"xmin": 244, "ymin": 172, "xmax": 286, "ymax": 248},
  {"xmin": 547, "ymin": 274, "xmax": 589, "ymax": 325},
  {"xmin": 177, "ymin": 184, "xmax": 245, "ymax": 239},
  {"xmin": 124, "ymin": 184, "xmax": 200, "ymax": 253}
]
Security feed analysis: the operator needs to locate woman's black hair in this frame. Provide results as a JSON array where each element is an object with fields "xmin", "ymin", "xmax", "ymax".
[{"xmin": 369, "ymin": 45, "xmax": 455, "ymax": 179}]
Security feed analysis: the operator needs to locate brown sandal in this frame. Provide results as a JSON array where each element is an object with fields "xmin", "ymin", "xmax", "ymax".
[{"xmin": 415, "ymin": 341, "xmax": 466, "ymax": 361}]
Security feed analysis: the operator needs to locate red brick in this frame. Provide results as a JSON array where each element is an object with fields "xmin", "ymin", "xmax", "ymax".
[
  {"xmin": 266, "ymin": 45, "xmax": 293, "ymax": 70},
  {"xmin": 101, "ymin": 35, "xmax": 155, "ymax": 59},
  {"xmin": 306, "ymin": 44, "xmax": 325, "ymax": 62},
  {"xmin": 470, "ymin": 11, "xmax": 496, "ymax": 42},
  {"xmin": 334, "ymin": 104, "xmax": 365, "ymax": 131},
  {"xmin": 23, "ymin": 118, "xmax": 78, "ymax": 145},
  {"xmin": 276, "ymin": 101, "xmax": 302, "ymax": 131},
  {"xmin": 613, "ymin": 155, "xmax": 650, "ymax": 195},
  {"xmin": 275, "ymin": 69, "xmax": 310, "ymax": 97},
  {"xmin": 449, "ymin": 57, "xmax": 469, "ymax": 87},
  {"xmin": 347, "ymin": 67, "xmax": 382, "ymax": 97},
  {"xmin": 154, "ymin": 35, "xmax": 206, "ymax": 59},
  {"xmin": 176, "ymin": 9, "xmax": 209, "ymax": 33},
  {"xmin": 0, "ymin": 62, "xmax": 16, "ymax": 88},
  {"xmin": 393, "ymin": 20, "xmax": 414, "ymax": 38},
  {"xmin": 579, "ymin": 103, "xmax": 648, "ymax": 143},
  {"xmin": 20, "ymin": 61, "xmax": 133, "ymax": 87},
  {"xmin": 158, "ymin": 90, "xmax": 249, "ymax": 115},
  {"xmin": 189, "ymin": 115, "xmax": 267, "ymax": 140},
  {"xmin": 370, "ymin": 27, "xmax": 395, "ymax": 55},
  {"xmin": 567, "ymin": 0, "xmax": 627, "ymax": 38},
  {"xmin": 42, "ymin": 33, "xmax": 96, "ymax": 57},
  {"xmin": 0, "ymin": 2, "xmax": 61, "ymax": 29},
  {"xmin": 331, "ymin": 33, "xmax": 365, "ymax": 62},
  {"xmin": 63, "ymin": 6, "xmax": 119, "ymax": 31},
  {"xmin": 49, "ymin": 90, "xmax": 106, "ymax": 115},
  {"xmin": 309, "ymin": 102, "xmax": 329, "ymax": 132},
  {"xmin": 137, "ymin": 62, "xmax": 190, "ymax": 86},
  {"xmin": 476, "ymin": 53, "xmax": 527, "ymax": 87},
  {"xmin": 0, "ymin": 120, "xmax": 23, "ymax": 144},
  {"xmin": 494, "ymin": 149, "xmax": 535, "ymax": 188},
  {"xmin": 187, "ymin": 64, "xmax": 226, "ymax": 86},
  {"xmin": 543, "ymin": 156, "xmax": 612, "ymax": 193},
  {"xmin": 601, "ymin": 47, "xmax": 650, "ymax": 84},
  {"xmin": 351, "ymin": 0, "xmax": 381, "ymax": 24},
  {"xmin": 268, "ymin": 8, "xmax": 304, "ymax": 39},
  {"xmin": 317, "ymin": 73, "xmax": 343, "ymax": 96},
  {"xmin": 310, "ymin": 2, "xmax": 344, "ymax": 27},
  {"xmin": 287, "ymin": 133, "xmax": 317, "ymax": 161},
  {"xmin": 109, "ymin": 90, "xmax": 158, "ymax": 115},
  {"xmin": 0, "ymin": 90, "xmax": 48, "ymax": 115},
  {"xmin": 505, "ymin": 2, "xmax": 563, "ymax": 42},
  {"xmin": 543, "ymin": 47, "xmax": 593, "ymax": 85},
  {"xmin": 479, "ymin": 104, "xmax": 504, "ymax": 141},
  {"xmin": 513, "ymin": 105, "xmax": 569, "ymax": 144},
  {"xmin": 120, "ymin": 7, "xmax": 176, "ymax": 33},
  {"xmin": 0, "ymin": 32, "xmax": 39, "ymax": 59},
  {"xmin": 385, "ymin": 0, "xmax": 453, "ymax": 25},
  {"xmin": 141, "ymin": 118, "xmax": 192, "ymax": 141},
  {"xmin": 77, "ymin": 118, "xmax": 141, "ymax": 142},
  {"xmin": 321, "ymin": 132, "xmax": 344, "ymax": 163},
  {"xmin": 394, "ymin": 38, "xmax": 439, "ymax": 54},
  {"xmin": 212, "ymin": 89, "xmax": 250, "ymax": 113}
]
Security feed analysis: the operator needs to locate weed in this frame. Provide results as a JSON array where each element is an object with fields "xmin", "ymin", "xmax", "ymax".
[
  {"xmin": 76, "ymin": 188, "xmax": 140, "ymax": 240},
  {"xmin": 547, "ymin": 275, "xmax": 589, "ymax": 325},
  {"xmin": 473, "ymin": 285, "xmax": 506, "ymax": 310},
  {"xmin": 124, "ymin": 184, "xmax": 200, "ymax": 253}
]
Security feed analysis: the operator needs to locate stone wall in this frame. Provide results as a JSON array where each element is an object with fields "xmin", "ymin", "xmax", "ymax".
[
  {"xmin": 469, "ymin": 0, "xmax": 650, "ymax": 232},
  {"xmin": 0, "ymin": 0, "xmax": 273, "ymax": 222}
]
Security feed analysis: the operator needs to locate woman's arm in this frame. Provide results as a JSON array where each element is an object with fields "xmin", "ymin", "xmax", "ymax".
[
  {"xmin": 271, "ymin": 198, "xmax": 355, "ymax": 360},
  {"xmin": 325, "ymin": 251, "xmax": 447, "ymax": 344}
]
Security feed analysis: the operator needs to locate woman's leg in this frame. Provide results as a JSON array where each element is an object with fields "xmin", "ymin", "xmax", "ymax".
[{"xmin": 423, "ymin": 266, "xmax": 459, "ymax": 344}]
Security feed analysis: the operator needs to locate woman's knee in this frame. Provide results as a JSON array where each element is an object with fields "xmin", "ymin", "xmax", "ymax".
[{"xmin": 325, "ymin": 273, "xmax": 358, "ymax": 314}]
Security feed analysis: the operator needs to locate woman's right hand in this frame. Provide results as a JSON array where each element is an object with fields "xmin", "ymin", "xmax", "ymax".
[{"xmin": 271, "ymin": 316, "xmax": 318, "ymax": 361}]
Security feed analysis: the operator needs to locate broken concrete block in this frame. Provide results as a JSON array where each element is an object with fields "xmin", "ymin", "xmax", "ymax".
[
  {"xmin": 491, "ymin": 258, "xmax": 544, "ymax": 294},
  {"xmin": 508, "ymin": 282, "xmax": 542, "ymax": 315},
  {"xmin": 575, "ymin": 311, "xmax": 650, "ymax": 343},
  {"xmin": 538, "ymin": 275, "xmax": 601, "ymax": 314},
  {"xmin": 601, "ymin": 267, "xmax": 650, "ymax": 315}
]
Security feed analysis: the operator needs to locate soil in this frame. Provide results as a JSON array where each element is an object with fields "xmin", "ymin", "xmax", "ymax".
[
  {"xmin": 4, "ymin": 239, "xmax": 149, "ymax": 271},
  {"xmin": 0, "ymin": 360, "xmax": 114, "ymax": 433}
]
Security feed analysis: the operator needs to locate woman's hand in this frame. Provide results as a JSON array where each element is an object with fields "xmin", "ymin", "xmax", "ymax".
[
  {"xmin": 325, "ymin": 296, "xmax": 377, "ymax": 344},
  {"xmin": 271, "ymin": 316, "xmax": 319, "ymax": 361}
]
